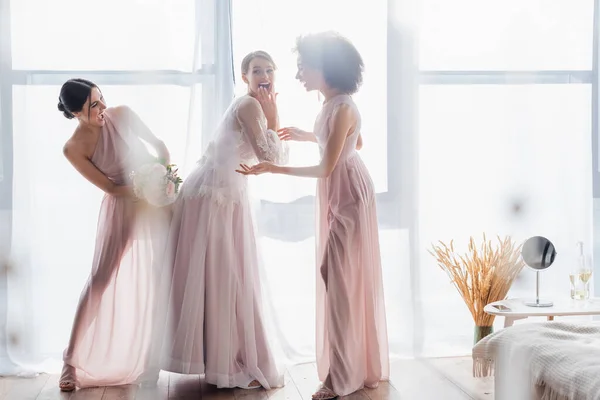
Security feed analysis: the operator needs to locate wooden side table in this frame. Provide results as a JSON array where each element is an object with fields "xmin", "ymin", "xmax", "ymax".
[{"xmin": 484, "ymin": 298, "xmax": 600, "ymax": 328}]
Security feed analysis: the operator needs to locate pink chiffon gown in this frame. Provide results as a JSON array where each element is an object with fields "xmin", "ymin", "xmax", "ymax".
[
  {"xmin": 314, "ymin": 94, "xmax": 389, "ymax": 396},
  {"xmin": 158, "ymin": 95, "xmax": 287, "ymax": 389},
  {"xmin": 61, "ymin": 107, "xmax": 171, "ymax": 388}
]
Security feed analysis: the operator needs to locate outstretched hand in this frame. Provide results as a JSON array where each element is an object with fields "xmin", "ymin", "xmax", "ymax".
[
  {"xmin": 278, "ymin": 127, "xmax": 310, "ymax": 142},
  {"xmin": 235, "ymin": 162, "xmax": 275, "ymax": 176}
]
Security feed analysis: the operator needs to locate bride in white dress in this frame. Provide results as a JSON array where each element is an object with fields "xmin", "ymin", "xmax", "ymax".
[{"xmin": 157, "ymin": 50, "xmax": 288, "ymax": 389}]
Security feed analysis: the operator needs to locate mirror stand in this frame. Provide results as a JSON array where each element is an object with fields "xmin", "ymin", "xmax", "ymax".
[
  {"xmin": 521, "ymin": 236, "xmax": 556, "ymax": 308},
  {"xmin": 524, "ymin": 270, "xmax": 553, "ymax": 307}
]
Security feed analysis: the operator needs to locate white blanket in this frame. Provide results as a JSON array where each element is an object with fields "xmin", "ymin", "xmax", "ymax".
[{"xmin": 472, "ymin": 321, "xmax": 600, "ymax": 400}]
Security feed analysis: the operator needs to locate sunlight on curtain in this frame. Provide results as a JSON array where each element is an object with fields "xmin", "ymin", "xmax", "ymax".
[
  {"xmin": 3, "ymin": 0, "xmax": 595, "ymax": 373},
  {"xmin": 6, "ymin": 0, "xmax": 232, "ymax": 369},
  {"xmin": 232, "ymin": 0, "xmax": 595, "ymax": 361},
  {"xmin": 10, "ymin": 0, "xmax": 196, "ymax": 71},
  {"xmin": 231, "ymin": 0, "xmax": 392, "ymax": 361},
  {"xmin": 0, "ymin": 91, "xmax": 4, "ymax": 183},
  {"xmin": 419, "ymin": 84, "xmax": 592, "ymax": 355},
  {"xmin": 10, "ymin": 86, "xmax": 196, "ymax": 362},
  {"xmin": 232, "ymin": 0, "xmax": 388, "ymax": 200},
  {"xmin": 417, "ymin": 0, "xmax": 594, "ymax": 355},
  {"xmin": 419, "ymin": 0, "xmax": 593, "ymax": 70}
]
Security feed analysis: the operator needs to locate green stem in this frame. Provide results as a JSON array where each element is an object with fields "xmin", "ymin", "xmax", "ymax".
[{"xmin": 474, "ymin": 325, "xmax": 494, "ymax": 344}]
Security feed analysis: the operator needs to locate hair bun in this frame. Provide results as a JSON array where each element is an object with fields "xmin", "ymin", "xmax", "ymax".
[{"xmin": 57, "ymin": 101, "xmax": 74, "ymax": 119}]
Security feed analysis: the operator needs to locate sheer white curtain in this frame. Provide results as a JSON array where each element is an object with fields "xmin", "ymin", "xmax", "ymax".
[
  {"xmin": 232, "ymin": 0, "xmax": 594, "ymax": 361},
  {"xmin": 2, "ymin": 0, "xmax": 234, "ymax": 372},
  {"xmin": 416, "ymin": 0, "xmax": 593, "ymax": 356},
  {"xmin": 0, "ymin": 0, "xmax": 595, "ymax": 376},
  {"xmin": 231, "ymin": 0, "xmax": 400, "ymax": 362}
]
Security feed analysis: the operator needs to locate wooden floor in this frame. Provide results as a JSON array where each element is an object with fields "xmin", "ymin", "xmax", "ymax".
[{"xmin": 0, "ymin": 357, "xmax": 494, "ymax": 400}]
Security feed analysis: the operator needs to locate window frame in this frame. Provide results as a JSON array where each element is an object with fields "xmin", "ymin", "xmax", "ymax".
[
  {"xmin": 0, "ymin": 0, "xmax": 598, "ymax": 359},
  {"xmin": 1, "ymin": 0, "xmax": 597, "ymax": 233},
  {"xmin": 591, "ymin": 0, "xmax": 600, "ymax": 305},
  {"xmin": 1, "ymin": 0, "xmax": 598, "ymax": 255},
  {"xmin": 0, "ymin": 0, "xmax": 235, "ymax": 205}
]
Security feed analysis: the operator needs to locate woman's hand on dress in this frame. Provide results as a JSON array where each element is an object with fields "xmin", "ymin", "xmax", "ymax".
[
  {"xmin": 257, "ymin": 87, "xmax": 278, "ymax": 131},
  {"xmin": 134, "ymin": 198, "xmax": 151, "ymax": 212},
  {"xmin": 277, "ymin": 127, "xmax": 312, "ymax": 142},
  {"xmin": 111, "ymin": 185, "xmax": 136, "ymax": 198},
  {"xmin": 116, "ymin": 186, "xmax": 149, "ymax": 210},
  {"xmin": 235, "ymin": 162, "xmax": 275, "ymax": 176}
]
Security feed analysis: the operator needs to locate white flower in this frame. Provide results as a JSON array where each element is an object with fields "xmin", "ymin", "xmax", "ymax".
[
  {"xmin": 149, "ymin": 163, "xmax": 167, "ymax": 181},
  {"xmin": 137, "ymin": 164, "xmax": 153, "ymax": 176},
  {"xmin": 131, "ymin": 161, "xmax": 181, "ymax": 207},
  {"xmin": 166, "ymin": 181, "xmax": 176, "ymax": 197}
]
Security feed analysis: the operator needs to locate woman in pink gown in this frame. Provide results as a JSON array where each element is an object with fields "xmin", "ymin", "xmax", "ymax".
[
  {"xmin": 57, "ymin": 79, "xmax": 172, "ymax": 391},
  {"xmin": 238, "ymin": 33, "xmax": 389, "ymax": 400},
  {"xmin": 158, "ymin": 51, "xmax": 286, "ymax": 389}
]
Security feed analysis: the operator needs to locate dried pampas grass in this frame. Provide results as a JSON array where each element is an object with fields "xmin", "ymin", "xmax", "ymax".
[{"xmin": 429, "ymin": 234, "xmax": 525, "ymax": 327}]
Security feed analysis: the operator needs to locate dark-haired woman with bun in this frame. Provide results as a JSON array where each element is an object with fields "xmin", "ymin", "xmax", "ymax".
[
  {"xmin": 57, "ymin": 78, "xmax": 171, "ymax": 391},
  {"xmin": 237, "ymin": 33, "xmax": 389, "ymax": 400}
]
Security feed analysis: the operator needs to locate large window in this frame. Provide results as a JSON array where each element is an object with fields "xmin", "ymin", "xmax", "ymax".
[
  {"xmin": 0, "ymin": 0, "xmax": 232, "ymax": 358},
  {"xmin": 228, "ymin": 0, "xmax": 597, "ymax": 357},
  {"xmin": 419, "ymin": 0, "xmax": 593, "ymax": 71},
  {"xmin": 417, "ymin": 0, "xmax": 595, "ymax": 355},
  {"xmin": 230, "ymin": 0, "xmax": 392, "ymax": 356},
  {"xmin": 2, "ymin": 0, "xmax": 223, "ymax": 188},
  {"xmin": 0, "ymin": 0, "xmax": 597, "ymax": 361},
  {"xmin": 10, "ymin": 0, "xmax": 197, "ymax": 71},
  {"xmin": 232, "ymin": 0, "xmax": 388, "ymax": 202}
]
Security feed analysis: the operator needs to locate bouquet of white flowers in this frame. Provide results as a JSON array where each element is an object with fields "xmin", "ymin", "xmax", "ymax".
[{"xmin": 129, "ymin": 160, "xmax": 183, "ymax": 206}]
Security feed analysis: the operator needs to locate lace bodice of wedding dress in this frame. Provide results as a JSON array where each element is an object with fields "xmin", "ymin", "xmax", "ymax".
[{"xmin": 181, "ymin": 94, "xmax": 289, "ymax": 204}]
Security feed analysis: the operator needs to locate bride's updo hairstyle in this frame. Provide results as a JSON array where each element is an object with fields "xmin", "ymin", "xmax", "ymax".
[{"xmin": 240, "ymin": 50, "xmax": 277, "ymax": 74}]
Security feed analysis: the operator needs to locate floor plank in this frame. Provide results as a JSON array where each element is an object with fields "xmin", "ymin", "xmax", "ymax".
[
  {"xmin": 3, "ymin": 374, "xmax": 49, "ymax": 400},
  {"xmin": 0, "ymin": 358, "xmax": 494, "ymax": 400},
  {"xmin": 427, "ymin": 357, "xmax": 494, "ymax": 400},
  {"xmin": 286, "ymin": 364, "xmax": 320, "ymax": 400},
  {"xmin": 102, "ymin": 385, "xmax": 138, "ymax": 400},
  {"xmin": 265, "ymin": 369, "xmax": 302, "ymax": 400},
  {"xmin": 167, "ymin": 374, "xmax": 203, "ymax": 400},
  {"xmin": 362, "ymin": 382, "xmax": 401, "ymax": 400},
  {"xmin": 0, "ymin": 375, "xmax": 14, "ymax": 400},
  {"xmin": 389, "ymin": 358, "xmax": 473, "ymax": 400},
  {"xmin": 35, "ymin": 374, "xmax": 71, "ymax": 400},
  {"xmin": 199, "ymin": 379, "xmax": 236, "ymax": 400},
  {"xmin": 0, "ymin": 376, "xmax": 17, "ymax": 400},
  {"xmin": 233, "ymin": 386, "xmax": 268, "ymax": 400},
  {"xmin": 340, "ymin": 389, "xmax": 370, "ymax": 400},
  {"xmin": 134, "ymin": 371, "xmax": 169, "ymax": 400},
  {"xmin": 69, "ymin": 387, "xmax": 105, "ymax": 400}
]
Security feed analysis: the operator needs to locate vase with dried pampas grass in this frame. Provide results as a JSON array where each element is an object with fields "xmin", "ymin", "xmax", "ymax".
[{"xmin": 429, "ymin": 234, "xmax": 525, "ymax": 344}]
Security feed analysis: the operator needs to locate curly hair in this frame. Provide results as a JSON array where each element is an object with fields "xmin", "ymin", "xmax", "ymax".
[{"xmin": 294, "ymin": 32, "xmax": 364, "ymax": 94}]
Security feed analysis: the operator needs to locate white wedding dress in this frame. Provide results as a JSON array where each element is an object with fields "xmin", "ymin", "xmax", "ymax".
[{"xmin": 155, "ymin": 94, "xmax": 288, "ymax": 389}]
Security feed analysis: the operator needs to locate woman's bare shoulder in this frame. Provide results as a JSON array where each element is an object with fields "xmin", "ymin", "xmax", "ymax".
[{"xmin": 63, "ymin": 127, "xmax": 94, "ymax": 160}]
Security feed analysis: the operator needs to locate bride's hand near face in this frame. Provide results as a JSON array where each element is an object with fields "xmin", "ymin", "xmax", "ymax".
[
  {"xmin": 257, "ymin": 87, "xmax": 279, "ymax": 131},
  {"xmin": 277, "ymin": 127, "xmax": 317, "ymax": 143}
]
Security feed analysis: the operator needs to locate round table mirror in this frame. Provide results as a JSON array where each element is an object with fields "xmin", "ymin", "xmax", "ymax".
[{"xmin": 521, "ymin": 236, "xmax": 556, "ymax": 307}]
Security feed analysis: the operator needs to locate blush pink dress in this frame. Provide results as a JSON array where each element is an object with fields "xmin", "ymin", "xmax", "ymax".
[
  {"xmin": 158, "ymin": 95, "xmax": 287, "ymax": 389},
  {"xmin": 314, "ymin": 94, "xmax": 389, "ymax": 396},
  {"xmin": 60, "ymin": 107, "xmax": 171, "ymax": 388}
]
